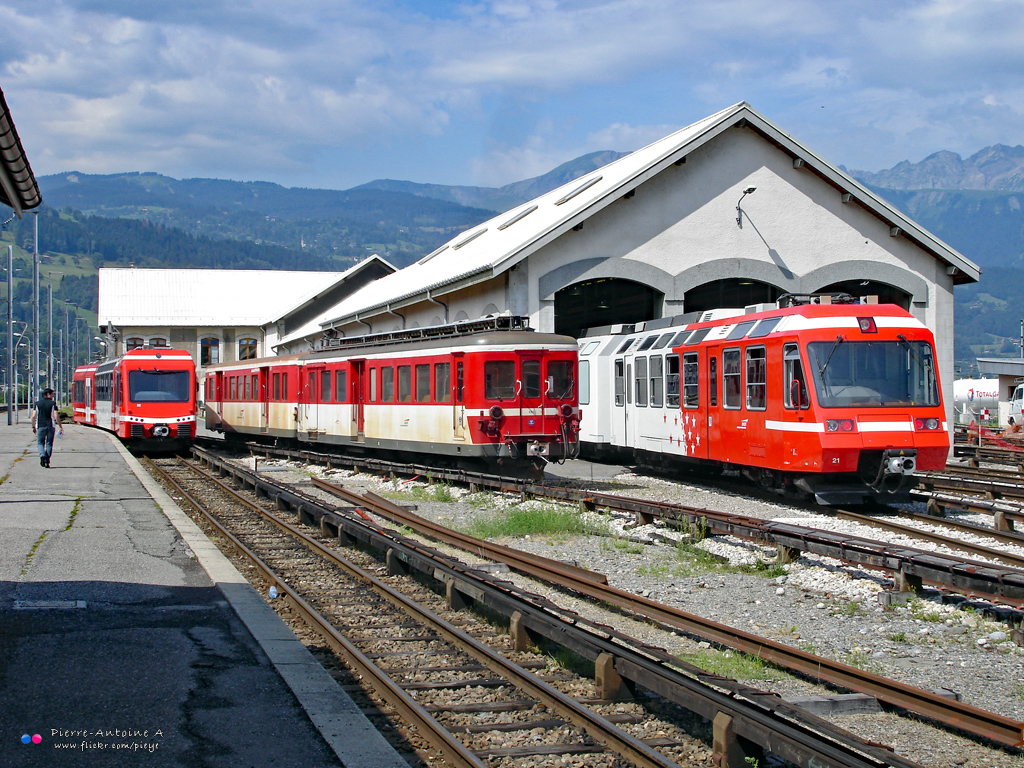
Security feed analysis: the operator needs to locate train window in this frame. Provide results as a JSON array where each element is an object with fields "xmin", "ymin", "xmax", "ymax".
[
  {"xmin": 416, "ymin": 364, "xmax": 431, "ymax": 402},
  {"xmin": 684, "ymin": 328, "xmax": 711, "ymax": 346},
  {"xmin": 682, "ymin": 352, "xmax": 699, "ymax": 408},
  {"xmin": 229, "ymin": 377, "xmax": 237, "ymax": 400},
  {"xmin": 126, "ymin": 337, "xmax": 144, "ymax": 351},
  {"xmin": 200, "ymin": 337, "xmax": 220, "ymax": 366},
  {"xmin": 666, "ymin": 355, "xmax": 680, "ymax": 407},
  {"xmin": 637, "ymin": 335, "xmax": 659, "ymax": 351},
  {"xmin": 635, "ymin": 357, "xmax": 648, "ymax": 406},
  {"xmin": 253, "ymin": 374, "xmax": 259, "ymax": 401},
  {"xmin": 745, "ymin": 347, "xmax": 767, "ymax": 410},
  {"xmin": 132, "ymin": 370, "xmax": 189, "ymax": 404},
  {"xmin": 336, "ymin": 371, "xmax": 346, "ymax": 403},
  {"xmin": 370, "ymin": 368, "xmax": 378, "ymax": 402},
  {"xmin": 321, "ymin": 370, "xmax": 332, "ymax": 402},
  {"xmin": 784, "ymin": 344, "xmax": 809, "ymax": 409},
  {"xmin": 748, "ymin": 318, "xmax": 781, "ymax": 338},
  {"xmin": 653, "ymin": 333, "xmax": 675, "ymax": 350},
  {"xmin": 245, "ymin": 376, "xmax": 252, "ymax": 401},
  {"xmin": 484, "ymin": 361, "xmax": 516, "ymax": 400},
  {"xmin": 580, "ymin": 341, "xmax": 600, "ymax": 356},
  {"xmin": 614, "ymin": 360, "xmax": 625, "ymax": 406},
  {"xmin": 523, "ymin": 360, "xmax": 541, "ymax": 398},
  {"xmin": 649, "ymin": 356, "xmax": 664, "ymax": 407},
  {"xmin": 456, "ymin": 362, "xmax": 464, "ymax": 403},
  {"xmin": 434, "ymin": 363, "xmax": 451, "ymax": 403},
  {"xmin": 307, "ymin": 371, "xmax": 315, "ymax": 403},
  {"xmin": 723, "ymin": 349, "xmax": 741, "ymax": 409},
  {"xmin": 616, "ymin": 338, "xmax": 636, "ymax": 354},
  {"xmin": 381, "ymin": 367, "xmax": 394, "ymax": 402},
  {"xmin": 726, "ymin": 321, "xmax": 757, "ymax": 341},
  {"xmin": 398, "ymin": 365, "xmax": 412, "ymax": 402},
  {"xmin": 710, "ymin": 357, "xmax": 718, "ymax": 406},
  {"xmin": 547, "ymin": 361, "xmax": 573, "ymax": 399},
  {"xmin": 282, "ymin": 373, "xmax": 288, "ymax": 400},
  {"xmin": 273, "ymin": 373, "xmax": 281, "ymax": 400},
  {"xmin": 579, "ymin": 361, "xmax": 590, "ymax": 405},
  {"xmin": 670, "ymin": 330, "xmax": 690, "ymax": 347}
]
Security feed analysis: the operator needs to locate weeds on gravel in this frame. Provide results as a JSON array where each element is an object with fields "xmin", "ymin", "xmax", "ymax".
[
  {"xmin": 1014, "ymin": 681, "xmax": 1024, "ymax": 701},
  {"xmin": 738, "ymin": 559, "xmax": 786, "ymax": 579},
  {"xmin": 679, "ymin": 649, "xmax": 773, "ymax": 680},
  {"xmin": 908, "ymin": 599, "xmax": 943, "ymax": 623},
  {"xmin": 843, "ymin": 650, "xmax": 880, "ymax": 672},
  {"xmin": 462, "ymin": 501, "xmax": 597, "ymax": 540},
  {"xmin": 888, "ymin": 631, "xmax": 908, "ymax": 642},
  {"xmin": 603, "ymin": 538, "xmax": 644, "ymax": 555}
]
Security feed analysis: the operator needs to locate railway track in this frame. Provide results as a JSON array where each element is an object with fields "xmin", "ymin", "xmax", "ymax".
[
  {"xmin": 146, "ymin": 456, "xmax": 696, "ymax": 768},
  {"xmin": 220, "ymin": 439, "xmax": 1024, "ymax": 608},
  {"xmin": 180, "ymin": 444, "xmax": 1024, "ymax": 754}
]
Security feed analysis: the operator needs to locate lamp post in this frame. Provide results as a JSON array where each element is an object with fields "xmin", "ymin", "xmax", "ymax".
[
  {"xmin": 735, "ymin": 186, "xmax": 757, "ymax": 228},
  {"xmin": 6, "ymin": 245, "xmax": 12, "ymax": 425},
  {"xmin": 32, "ymin": 209, "xmax": 40, "ymax": 404},
  {"xmin": 47, "ymin": 271, "xmax": 63, "ymax": 400}
]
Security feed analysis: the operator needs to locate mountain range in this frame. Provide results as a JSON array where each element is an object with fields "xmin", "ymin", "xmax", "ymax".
[{"xmin": 22, "ymin": 143, "xmax": 1024, "ymax": 372}]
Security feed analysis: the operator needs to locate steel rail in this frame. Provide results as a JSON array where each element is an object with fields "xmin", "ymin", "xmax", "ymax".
[
  {"xmin": 911, "ymin": 488, "xmax": 1024, "ymax": 524},
  {"xmin": 304, "ymin": 474, "xmax": 1024, "ymax": 748},
  {"xmin": 143, "ymin": 458, "xmax": 490, "ymax": 768},
  {"xmin": 191, "ymin": 449, "xmax": 935, "ymax": 767},
  {"xmin": 919, "ymin": 472, "xmax": 1024, "ymax": 503},
  {"xmin": 170, "ymin": 457, "xmax": 687, "ymax": 768}
]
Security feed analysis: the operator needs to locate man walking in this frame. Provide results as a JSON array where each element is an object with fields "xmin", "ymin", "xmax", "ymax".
[{"xmin": 30, "ymin": 388, "xmax": 63, "ymax": 468}]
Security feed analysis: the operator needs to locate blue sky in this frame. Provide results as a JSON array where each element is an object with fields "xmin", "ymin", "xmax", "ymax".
[{"xmin": 1, "ymin": 0, "xmax": 1022, "ymax": 190}]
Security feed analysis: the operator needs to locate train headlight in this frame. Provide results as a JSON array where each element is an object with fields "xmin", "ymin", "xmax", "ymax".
[
  {"xmin": 560, "ymin": 404, "xmax": 574, "ymax": 418},
  {"xmin": 914, "ymin": 418, "xmax": 940, "ymax": 431},
  {"xmin": 826, "ymin": 419, "xmax": 855, "ymax": 432}
]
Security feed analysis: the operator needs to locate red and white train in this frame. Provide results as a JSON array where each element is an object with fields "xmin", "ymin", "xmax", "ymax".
[
  {"xmin": 203, "ymin": 316, "xmax": 581, "ymax": 471},
  {"xmin": 72, "ymin": 347, "xmax": 198, "ymax": 452},
  {"xmin": 578, "ymin": 295, "xmax": 949, "ymax": 504}
]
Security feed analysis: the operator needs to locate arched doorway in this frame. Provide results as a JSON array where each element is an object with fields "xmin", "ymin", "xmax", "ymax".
[
  {"xmin": 555, "ymin": 278, "xmax": 662, "ymax": 338},
  {"xmin": 815, "ymin": 280, "xmax": 911, "ymax": 309},
  {"xmin": 683, "ymin": 279, "xmax": 781, "ymax": 314}
]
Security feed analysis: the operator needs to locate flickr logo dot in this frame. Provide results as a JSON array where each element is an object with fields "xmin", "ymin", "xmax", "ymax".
[{"xmin": 21, "ymin": 734, "xmax": 42, "ymax": 744}]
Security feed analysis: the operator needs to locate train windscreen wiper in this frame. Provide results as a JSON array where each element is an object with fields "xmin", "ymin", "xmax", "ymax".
[{"xmin": 816, "ymin": 335, "xmax": 844, "ymax": 395}]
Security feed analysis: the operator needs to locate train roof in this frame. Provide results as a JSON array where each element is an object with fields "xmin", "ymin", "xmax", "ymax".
[{"xmin": 580, "ymin": 300, "xmax": 927, "ymax": 351}]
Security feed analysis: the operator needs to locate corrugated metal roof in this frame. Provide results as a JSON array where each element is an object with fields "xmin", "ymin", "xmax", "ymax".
[
  {"xmin": 98, "ymin": 268, "xmax": 349, "ymax": 326},
  {"xmin": 280, "ymin": 101, "xmax": 977, "ymax": 347}
]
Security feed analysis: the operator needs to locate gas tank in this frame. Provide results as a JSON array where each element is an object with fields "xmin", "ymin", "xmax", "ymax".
[{"xmin": 952, "ymin": 378, "xmax": 999, "ymax": 422}]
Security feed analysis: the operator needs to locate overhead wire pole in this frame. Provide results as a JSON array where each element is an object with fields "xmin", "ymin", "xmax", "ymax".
[
  {"xmin": 6, "ymin": 245, "xmax": 12, "ymax": 424},
  {"xmin": 32, "ymin": 210, "xmax": 39, "ymax": 403}
]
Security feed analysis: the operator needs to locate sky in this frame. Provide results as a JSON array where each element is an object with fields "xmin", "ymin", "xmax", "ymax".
[{"xmin": 1, "ymin": 0, "xmax": 1023, "ymax": 191}]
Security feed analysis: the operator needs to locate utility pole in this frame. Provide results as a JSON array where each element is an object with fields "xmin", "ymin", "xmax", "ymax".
[
  {"xmin": 7, "ymin": 245, "xmax": 12, "ymax": 425},
  {"xmin": 32, "ymin": 210, "xmax": 39, "ymax": 403}
]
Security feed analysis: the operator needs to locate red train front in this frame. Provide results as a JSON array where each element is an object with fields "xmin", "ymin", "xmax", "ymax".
[
  {"xmin": 579, "ymin": 296, "xmax": 949, "ymax": 504},
  {"xmin": 73, "ymin": 348, "xmax": 197, "ymax": 452}
]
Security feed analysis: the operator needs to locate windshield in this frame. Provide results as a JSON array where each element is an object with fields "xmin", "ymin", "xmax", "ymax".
[
  {"xmin": 128, "ymin": 370, "xmax": 192, "ymax": 403},
  {"xmin": 806, "ymin": 340, "xmax": 939, "ymax": 408}
]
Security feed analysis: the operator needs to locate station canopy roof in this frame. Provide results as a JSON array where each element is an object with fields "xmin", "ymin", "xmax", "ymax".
[{"xmin": 0, "ymin": 85, "xmax": 42, "ymax": 215}]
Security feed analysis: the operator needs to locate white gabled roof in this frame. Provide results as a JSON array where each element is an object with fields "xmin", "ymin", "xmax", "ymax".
[
  {"xmin": 99, "ymin": 267, "xmax": 350, "ymax": 327},
  {"xmin": 290, "ymin": 101, "xmax": 977, "ymax": 343}
]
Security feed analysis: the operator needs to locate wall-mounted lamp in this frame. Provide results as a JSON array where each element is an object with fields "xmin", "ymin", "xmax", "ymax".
[{"xmin": 735, "ymin": 187, "xmax": 756, "ymax": 227}]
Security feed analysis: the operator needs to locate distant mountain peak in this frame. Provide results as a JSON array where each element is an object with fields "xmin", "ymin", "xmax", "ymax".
[{"xmin": 850, "ymin": 144, "xmax": 1024, "ymax": 191}]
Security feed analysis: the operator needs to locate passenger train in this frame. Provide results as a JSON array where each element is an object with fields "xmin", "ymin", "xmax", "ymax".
[
  {"xmin": 72, "ymin": 347, "xmax": 198, "ymax": 452},
  {"xmin": 204, "ymin": 316, "xmax": 581, "ymax": 472},
  {"xmin": 578, "ymin": 295, "xmax": 949, "ymax": 504}
]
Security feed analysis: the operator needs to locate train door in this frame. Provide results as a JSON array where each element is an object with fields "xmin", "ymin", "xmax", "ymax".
[
  {"xmin": 259, "ymin": 366, "xmax": 271, "ymax": 433},
  {"xmin": 679, "ymin": 349, "xmax": 710, "ymax": 459},
  {"xmin": 85, "ymin": 377, "xmax": 93, "ymax": 419},
  {"xmin": 613, "ymin": 357, "xmax": 626, "ymax": 446},
  {"xmin": 781, "ymin": 342, "xmax": 812, "ymax": 465},
  {"xmin": 517, "ymin": 354, "xmax": 544, "ymax": 437},
  {"xmin": 350, "ymin": 359, "xmax": 365, "ymax": 441},
  {"xmin": 306, "ymin": 364, "xmax": 325, "ymax": 439},
  {"xmin": 452, "ymin": 354, "xmax": 465, "ymax": 441},
  {"xmin": 705, "ymin": 346, "xmax": 724, "ymax": 460}
]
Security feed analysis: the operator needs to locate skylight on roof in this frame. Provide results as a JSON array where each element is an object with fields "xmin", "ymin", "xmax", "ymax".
[
  {"xmin": 554, "ymin": 176, "xmax": 603, "ymax": 206},
  {"xmin": 418, "ymin": 244, "xmax": 449, "ymax": 265},
  {"xmin": 452, "ymin": 228, "xmax": 487, "ymax": 250},
  {"xmin": 497, "ymin": 205, "xmax": 539, "ymax": 231}
]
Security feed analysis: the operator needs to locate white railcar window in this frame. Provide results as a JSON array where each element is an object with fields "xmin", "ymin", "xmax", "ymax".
[
  {"xmin": 682, "ymin": 352, "xmax": 699, "ymax": 409},
  {"xmin": 613, "ymin": 360, "xmax": 625, "ymax": 406},
  {"xmin": 416, "ymin": 364, "xmax": 431, "ymax": 402},
  {"xmin": 649, "ymin": 356, "xmax": 664, "ymax": 407},
  {"xmin": 579, "ymin": 361, "xmax": 590, "ymax": 405},
  {"xmin": 666, "ymin": 355, "xmax": 680, "ymax": 407},
  {"xmin": 746, "ymin": 347, "xmax": 767, "ymax": 410},
  {"xmin": 398, "ymin": 366, "xmax": 412, "ymax": 403},
  {"xmin": 635, "ymin": 357, "xmax": 648, "ymax": 406},
  {"xmin": 723, "ymin": 349, "xmax": 741, "ymax": 409},
  {"xmin": 336, "ymin": 370, "xmax": 346, "ymax": 403},
  {"xmin": 381, "ymin": 367, "xmax": 394, "ymax": 402}
]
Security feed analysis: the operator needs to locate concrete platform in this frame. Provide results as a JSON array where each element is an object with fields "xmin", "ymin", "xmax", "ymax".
[{"xmin": 0, "ymin": 415, "xmax": 406, "ymax": 768}]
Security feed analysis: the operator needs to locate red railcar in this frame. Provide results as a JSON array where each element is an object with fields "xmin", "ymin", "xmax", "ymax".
[
  {"xmin": 204, "ymin": 316, "xmax": 581, "ymax": 472},
  {"xmin": 578, "ymin": 295, "xmax": 950, "ymax": 504},
  {"xmin": 72, "ymin": 347, "xmax": 197, "ymax": 452}
]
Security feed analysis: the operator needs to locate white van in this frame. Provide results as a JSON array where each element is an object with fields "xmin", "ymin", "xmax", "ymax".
[{"xmin": 1011, "ymin": 384, "xmax": 1023, "ymax": 426}]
